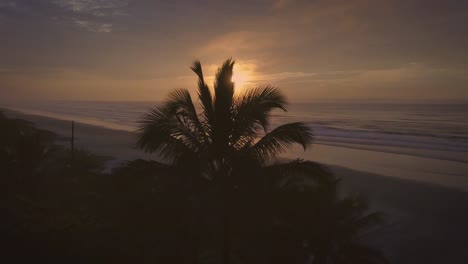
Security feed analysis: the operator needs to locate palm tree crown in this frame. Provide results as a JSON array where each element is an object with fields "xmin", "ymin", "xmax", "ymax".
[
  {"xmin": 137, "ymin": 59, "xmax": 313, "ymax": 179},
  {"xmin": 135, "ymin": 59, "xmax": 387, "ymax": 264}
]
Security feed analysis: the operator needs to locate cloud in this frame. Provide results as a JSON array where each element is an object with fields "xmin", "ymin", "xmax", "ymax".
[
  {"xmin": 53, "ymin": 0, "xmax": 128, "ymax": 16},
  {"xmin": 294, "ymin": 63, "xmax": 468, "ymax": 93},
  {"xmin": 0, "ymin": 0, "xmax": 16, "ymax": 21},
  {"xmin": 272, "ymin": 0, "xmax": 294, "ymax": 9},
  {"xmin": 253, "ymin": 71, "xmax": 316, "ymax": 82},
  {"xmin": 196, "ymin": 31, "xmax": 289, "ymax": 57},
  {"xmin": 52, "ymin": 0, "xmax": 128, "ymax": 32},
  {"xmin": 74, "ymin": 19, "xmax": 112, "ymax": 32},
  {"xmin": 175, "ymin": 60, "xmax": 315, "ymax": 88},
  {"xmin": 0, "ymin": 1, "xmax": 16, "ymax": 8}
]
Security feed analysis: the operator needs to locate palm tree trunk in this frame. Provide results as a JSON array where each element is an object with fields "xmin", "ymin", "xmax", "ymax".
[
  {"xmin": 185, "ymin": 202, "xmax": 199, "ymax": 264},
  {"xmin": 262, "ymin": 172, "xmax": 269, "ymax": 264},
  {"xmin": 182, "ymin": 169, "xmax": 199, "ymax": 264},
  {"xmin": 222, "ymin": 204, "xmax": 230, "ymax": 264},
  {"xmin": 222, "ymin": 165, "xmax": 231, "ymax": 264},
  {"xmin": 189, "ymin": 224, "xmax": 199, "ymax": 264}
]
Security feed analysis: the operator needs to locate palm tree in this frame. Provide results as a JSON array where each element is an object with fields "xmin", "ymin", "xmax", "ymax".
[
  {"xmin": 311, "ymin": 192, "xmax": 388, "ymax": 264},
  {"xmin": 0, "ymin": 112, "xmax": 57, "ymax": 193},
  {"xmin": 273, "ymin": 182, "xmax": 389, "ymax": 264},
  {"xmin": 136, "ymin": 59, "xmax": 324, "ymax": 263}
]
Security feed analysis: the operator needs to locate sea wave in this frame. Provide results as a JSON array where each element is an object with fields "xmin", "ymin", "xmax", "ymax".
[
  {"xmin": 310, "ymin": 125, "xmax": 468, "ymax": 153},
  {"xmin": 3, "ymin": 101, "xmax": 468, "ymax": 162}
]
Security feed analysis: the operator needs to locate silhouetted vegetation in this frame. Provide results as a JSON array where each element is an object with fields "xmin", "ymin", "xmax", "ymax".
[
  {"xmin": 134, "ymin": 59, "xmax": 387, "ymax": 263},
  {"xmin": 0, "ymin": 59, "xmax": 388, "ymax": 263}
]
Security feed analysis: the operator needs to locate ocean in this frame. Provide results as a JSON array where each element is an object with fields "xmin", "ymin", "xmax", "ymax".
[{"xmin": 4, "ymin": 100, "xmax": 468, "ymax": 163}]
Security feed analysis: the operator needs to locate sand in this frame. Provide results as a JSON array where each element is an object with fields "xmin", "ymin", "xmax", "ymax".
[
  {"xmin": 4, "ymin": 109, "xmax": 468, "ymax": 264},
  {"xmin": 334, "ymin": 166, "xmax": 468, "ymax": 263},
  {"xmin": 286, "ymin": 144, "xmax": 468, "ymax": 192}
]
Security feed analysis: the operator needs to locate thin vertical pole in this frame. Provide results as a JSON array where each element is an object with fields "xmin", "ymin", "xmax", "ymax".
[{"xmin": 71, "ymin": 121, "xmax": 75, "ymax": 166}]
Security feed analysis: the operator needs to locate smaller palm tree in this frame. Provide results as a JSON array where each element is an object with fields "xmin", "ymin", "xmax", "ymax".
[
  {"xmin": 0, "ymin": 112, "xmax": 57, "ymax": 192},
  {"xmin": 273, "ymin": 181, "xmax": 388, "ymax": 264}
]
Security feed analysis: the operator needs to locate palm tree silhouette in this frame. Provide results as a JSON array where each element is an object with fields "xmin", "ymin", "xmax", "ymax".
[
  {"xmin": 274, "ymin": 182, "xmax": 389, "ymax": 264},
  {"xmin": 137, "ymin": 59, "xmax": 319, "ymax": 263},
  {"xmin": 0, "ymin": 112, "xmax": 57, "ymax": 193},
  {"xmin": 311, "ymin": 192, "xmax": 388, "ymax": 264}
]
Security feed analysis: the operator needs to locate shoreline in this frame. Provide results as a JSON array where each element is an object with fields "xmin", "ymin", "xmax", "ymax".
[
  {"xmin": 332, "ymin": 165, "xmax": 468, "ymax": 264},
  {"xmin": 285, "ymin": 143, "xmax": 468, "ymax": 192},
  {"xmin": 4, "ymin": 108, "xmax": 468, "ymax": 192},
  {"xmin": 315, "ymin": 141, "xmax": 468, "ymax": 164},
  {"xmin": 6, "ymin": 106, "xmax": 467, "ymax": 164}
]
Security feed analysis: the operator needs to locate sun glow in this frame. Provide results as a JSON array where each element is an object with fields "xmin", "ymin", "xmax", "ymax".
[{"xmin": 231, "ymin": 65, "xmax": 250, "ymax": 91}]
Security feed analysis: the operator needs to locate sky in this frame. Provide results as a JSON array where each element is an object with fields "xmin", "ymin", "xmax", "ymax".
[{"xmin": 0, "ymin": 0, "xmax": 467, "ymax": 102}]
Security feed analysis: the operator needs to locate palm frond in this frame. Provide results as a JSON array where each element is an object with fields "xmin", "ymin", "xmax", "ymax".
[
  {"xmin": 337, "ymin": 243, "xmax": 390, "ymax": 264},
  {"xmin": 136, "ymin": 107, "xmax": 199, "ymax": 162},
  {"xmin": 212, "ymin": 59, "xmax": 236, "ymax": 148},
  {"xmin": 235, "ymin": 85, "xmax": 287, "ymax": 129},
  {"xmin": 164, "ymin": 89, "xmax": 197, "ymax": 116},
  {"xmin": 337, "ymin": 194, "xmax": 371, "ymax": 218},
  {"xmin": 354, "ymin": 212, "xmax": 385, "ymax": 234},
  {"xmin": 230, "ymin": 85, "xmax": 287, "ymax": 149},
  {"xmin": 330, "ymin": 194, "xmax": 386, "ymax": 244},
  {"xmin": 264, "ymin": 159, "xmax": 334, "ymax": 189},
  {"xmin": 214, "ymin": 58, "xmax": 235, "ymax": 112},
  {"xmin": 164, "ymin": 88, "xmax": 207, "ymax": 143},
  {"xmin": 249, "ymin": 122, "xmax": 313, "ymax": 160},
  {"xmin": 338, "ymin": 194, "xmax": 385, "ymax": 236},
  {"xmin": 191, "ymin": 60, "xmax": 214, "ymax": 124}
]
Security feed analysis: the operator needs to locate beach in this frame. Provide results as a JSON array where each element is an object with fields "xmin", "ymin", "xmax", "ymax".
[
  {"xmin": 3, "ymin": 1, "xmax": 468, "ymax": 262},
  {"xmin": 4, "ymin": 109, "xmax": 468, "ymax": 263}
]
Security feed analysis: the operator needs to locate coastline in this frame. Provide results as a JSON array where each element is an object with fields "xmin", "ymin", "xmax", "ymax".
[
  {"xmin": 3, "ymin": 109, "xmax": 155, "ymax": 168},
  {"xmin": 285, "ymin": 143, "xmax": 468, "ymax": 192},
  {"xmin": 314, "ymin": 141, "xmax": 468, "ymax": 164},
  {"xmin": 5, "ymin": 108, "xmax": 468, "ymax": 191},
  {"xmin": 3, "ymin": 109, "xmax": 468, "ymax": 263},
  {"xmin": 332, "ymin": 165, "xmax": 468, "ymax": 264},
  {"xmin": 8, "ymin": 104, "xmax": 468, "ymax": 163}
]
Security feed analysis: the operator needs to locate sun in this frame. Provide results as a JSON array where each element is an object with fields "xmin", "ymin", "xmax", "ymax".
[
  {"xmin": 230, "ymin": 62, "xmax": 256, "ymax": 92},
  {"xmin": 231, "ymin": 64, "xmax": 250, "ymax": 91},
  {"xmin": 231, "ymin": 70, "xmax": 248, "ymax": 89}
]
